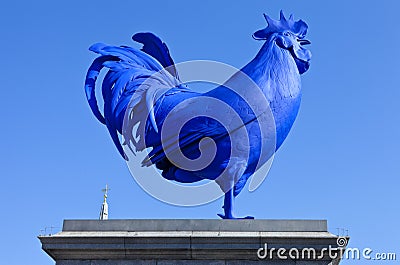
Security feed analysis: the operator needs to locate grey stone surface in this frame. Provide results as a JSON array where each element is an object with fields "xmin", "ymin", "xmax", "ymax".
[
  {"xmin": 56, "ymin": 260, "xmax": 157, "ymax": 265},
  {"xmin": 54, "ymin": 261, "xmax": 333, "ymax": 265},
  {"xmin": 295, "ymin": 262, "xmax": 331, "ymax": 265},
  {"xmin": 226, "ymin": 261, "xmax": 297, "ymax": 265},
  {"xmin": 62, "ymin": 219, "xmax": 327, "ymax": 232},
  {"xmin": 157, "ymin": 261, "xmax": 225, "ymax": 265},
  {"xmin": 91, "ymin": 261, "xmax": 156, "ymax": 265},
  {"xmin": 56, "ymin": 261, "xmax": 91, "ymax": 265},
  {"xmin": 39, "ymin": 219, "xmax": 345, "ymax": 265}
]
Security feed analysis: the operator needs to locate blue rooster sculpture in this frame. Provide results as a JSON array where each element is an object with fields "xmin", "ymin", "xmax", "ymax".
[{"xmin": 85, "ymin": 11, "xmax": 311, "ymax": 219}]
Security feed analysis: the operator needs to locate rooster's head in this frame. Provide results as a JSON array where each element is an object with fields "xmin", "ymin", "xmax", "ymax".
[{"xmin": 253, "ymin": 11, "xmax": 312, "ymax": 74}]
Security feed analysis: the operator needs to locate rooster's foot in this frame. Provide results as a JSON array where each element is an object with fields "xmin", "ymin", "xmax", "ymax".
[{"xmin": 217, "ymin": 213, "xmax": 254, "ymax": 219}]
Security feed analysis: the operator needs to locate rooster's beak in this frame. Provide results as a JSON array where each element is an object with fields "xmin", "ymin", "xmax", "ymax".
[{"xmin": 298, "ymin": 39, "xmax": 311, "ymax": 45}]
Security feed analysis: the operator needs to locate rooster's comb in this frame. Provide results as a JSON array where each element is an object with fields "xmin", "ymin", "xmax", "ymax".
[{"xmin": 253, "ymin": 11, "xmax": 308, "ymax": 40}]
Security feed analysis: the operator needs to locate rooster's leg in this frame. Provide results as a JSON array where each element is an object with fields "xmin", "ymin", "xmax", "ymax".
[
  {"xmin": 218, "ymin": 189, "xmax": 234, "ymax": 219},
  {"xmin": 217, "ymin": 189, "xmax": 254, "ymax": 219}
]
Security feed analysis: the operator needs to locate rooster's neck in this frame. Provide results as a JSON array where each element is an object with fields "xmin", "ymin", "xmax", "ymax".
[{"xmin": 241, "ymin": 38, "xmax": 301, "ymax": 102}]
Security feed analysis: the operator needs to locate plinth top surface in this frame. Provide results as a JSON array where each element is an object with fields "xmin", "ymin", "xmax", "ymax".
[{"xmin": 62, "ymin": 219, "xmax": 327, "ymax": 232}]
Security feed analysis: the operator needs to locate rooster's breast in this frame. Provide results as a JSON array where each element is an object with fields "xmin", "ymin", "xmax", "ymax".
[{"xmin": 271, "ymin": 93, "xmax": 302, "ymax": 150}]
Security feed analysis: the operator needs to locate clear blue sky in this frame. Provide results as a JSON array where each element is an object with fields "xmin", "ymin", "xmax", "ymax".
[{"xmin": 0, "ymin": 1, "xmax": 399, "ymax": 264}]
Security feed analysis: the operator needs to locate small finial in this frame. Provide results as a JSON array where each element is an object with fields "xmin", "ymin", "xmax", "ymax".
[
  {"xmin": 102, "ymin": 184, "xmax": 110, "ymax": 202},
  {"xmin": 99, "ymin": 184, "xmax": 110, "ymax": 220}
]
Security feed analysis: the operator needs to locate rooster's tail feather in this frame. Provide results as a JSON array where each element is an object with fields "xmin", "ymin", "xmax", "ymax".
[{"xmin": 85, "ymin": 39, "xmax": 180, "ymax": 159}]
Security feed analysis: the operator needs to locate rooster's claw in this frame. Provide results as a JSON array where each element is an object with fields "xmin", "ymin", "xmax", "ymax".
[{"xmin": 217, "ymin": 214, "xmax": 254, "ymax": 219}]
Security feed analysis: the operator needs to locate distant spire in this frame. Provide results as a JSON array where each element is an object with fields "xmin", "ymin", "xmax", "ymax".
[{"xmin": 99, "ymin": 184, "xmax": 110, "ymax": 220}]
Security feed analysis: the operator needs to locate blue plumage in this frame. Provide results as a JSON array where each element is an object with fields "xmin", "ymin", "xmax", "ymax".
[{"xmin": 85, "ymin": 11, "xmax": 311, "ymax": 219}]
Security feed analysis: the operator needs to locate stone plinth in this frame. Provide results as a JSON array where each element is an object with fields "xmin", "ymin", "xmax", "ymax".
[{"xmin": 39, "ymin": 219, "xmax": 346, "ymax": 265}]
